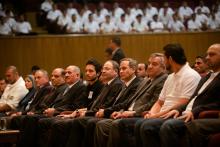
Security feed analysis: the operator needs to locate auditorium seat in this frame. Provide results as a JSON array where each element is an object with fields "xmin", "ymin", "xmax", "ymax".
[{"xmin": 198, "ymin": 111, "xmax": 220, "ymax": 147}]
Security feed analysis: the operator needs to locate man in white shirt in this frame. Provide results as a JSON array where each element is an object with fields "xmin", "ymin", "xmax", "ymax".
[
  {"xmin": 41, "ymin": 0, "xmax": 53, "ymax": 13},
  {"xmin": 57, "ymin": 10, "xmax": 72, "ymax": 32},
  {"xmin": 150, "ymin": 14, "xmax": 165, "ymax": 32},
  {"xmin": 0, "ymin": 16, "xmax": 11, "ymax": 35},
  {"xmin": 84, "ymin": 13, "xmax": 100, "ymax": 33},
  {"xmin": 168, "ymin": 14, "xmax": 185, "ymax": 32},
  {"xmin": 195, "ymin": 0, "xmax": 210, "ymax": 15},
  {"xmin": 81, "ymin": 4, "xmax": 92, "ymax": 25},
  {"xmin": 117, "ymin": 14, "xmax": 132, "ymax": 33},
  {"xmin": 5, "ymin": 9, "xmax": 16, "ymax": 29},
  {"xmin": 113, "ymin": 2, "xmax": 124, "ymax": 21},
  {"xmin": 159, "ymin": 2, "xmax": 174, "ymax": 18},
  {"xmin": 14, "ymin": 14, "xmax": 32, "ymax": 34},
  {"xmin": 144, "ymin": 2, "xmax": 158, "ymax": 21},
  {"xmin": 133, "ymin": 14, "xmax": 149, "ymax": 32},
  {"xmin": 67, "ymin": 14, "xmax": 82, "ymax": 33},
  {"xmin": 99, "ymin": 1, "xmax": 109, "ymax": 18},
  {"xmin": 187, "ymin": 14, "xmax": 202, "ymax": 31},
  {"xmin": 130, "ymin": 3, "xmax": 143, "ymax": 19},
  {"xmin": 46, "ymin": 4, "xmax": 62, "ymax": 22},
  {"xmin": 196, "ymin": 8, "xmax": 209, "ymax": 26},
  {"xmin": 136, "ymin": 43, "xmax": 201, "ymax": 147},
  {"xmin": 100, "ymin": 15, "xmax": 116, "ymax": 33},
  {"xmin": 159, "ymin": 43, "xmax": 220, "ymax": 147},
  {"xmin": 0, "ymin": 66, "xmax": 28, "ymax": 112},
  {"xmin": 93, "ymin": 9, "xmax": 105, "ymax": 25},
  {"xmin": 159, "ymin": 7, "xmax": 173, "ymax": 28},
  {"xmin": 66, "ymin": 2, "xmax": 79, "ymax": 19},
  {"xmin": 178, "ymin": 1, "xmax": 193, "ymax": 22},
  {"xmin": 208, "ymin": 13, "xmax": 220, "ymax": 30}
]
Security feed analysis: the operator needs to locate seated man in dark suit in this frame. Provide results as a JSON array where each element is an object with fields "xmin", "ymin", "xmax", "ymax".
[
  {"xmin": 60, "ymin": 58, "xmax": 141, "ymax": 147},
  {"xmin": 142, "ymin": 43, "xmax": 220, "ymax": 147},
  {"xmin": 46, "ymin": 60, "xmax": 123, "ymax": 147},
  {"xmin": 11, "ymin": 66, "xmax": 87, "ymax": 147},
  {"xmin": 10, "ymin": 68, "xmax": 65, "ymax": 147},
  {"xmin": 20, "ymin": 69, "xmax": 54, "ymax": 115},
  {"xmin": 134, "ymin": 43, "xmax": 201, "ymax": 147},
  {"xmin": 35, "ymin": 59, "xmax": 105, "ymax": 147},
  {"xmin": 94, "ymin": 53, "xmax": 168, "ymax": 147}
]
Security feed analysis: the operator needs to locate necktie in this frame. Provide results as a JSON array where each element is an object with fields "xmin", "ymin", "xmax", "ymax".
[
  {"xmin": 113, "ymin": 85, "xmax": 127, "ymax": 105},
  {"xmin": 63, "ymin": 86, "xmax": 70, "ymax": 96},
  {"xmin": 129, "ymin": 79, "xmax": 152, "ymax": 110},
  {"xmin": 90, "ymin": 84, "xmax": 109, "ymax": 110}
]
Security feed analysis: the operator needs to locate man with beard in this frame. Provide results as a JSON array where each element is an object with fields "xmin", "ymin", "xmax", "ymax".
[{"xmin": 135, "ymin": 43, "xmax": 201, "ymax": 147}]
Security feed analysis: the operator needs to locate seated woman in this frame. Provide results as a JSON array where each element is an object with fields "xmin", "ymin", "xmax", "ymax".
[{"xmin": 7, "ymin": 75, "xmax": 36, "ymax": 116}]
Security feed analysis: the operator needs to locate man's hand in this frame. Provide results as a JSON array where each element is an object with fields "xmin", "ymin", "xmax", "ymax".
[
  {"xmin": 160, "ymin": 110, "xmax": 180, "ymax": 119},
  {"xmin": 121, "ymin": 111, "xmax": 135, "ymax": 118},
  {"xmin": 58, "ymin": 111, "xmax": 77, "ymax": 119},
  {"xmin": 177, "ymin": 111, "xmax": 194, "ymax": 122},
  {"xmin": 110, "ymin": 111, "xmax": 122, "ymax": 119},
  {"xmin": 78, "ymin": 109, "xmax": 87, "ymax": 118},
  {"xmin": 43, "ymin": 108, "xmax": 55, "ymax": 117},
  {"xmin": 95, "ymin": 109, "xmax": 104, "ymax": 118},
  {"xmin": 27, "ymin": 111, "xmax": 35, "ymax": 115}
]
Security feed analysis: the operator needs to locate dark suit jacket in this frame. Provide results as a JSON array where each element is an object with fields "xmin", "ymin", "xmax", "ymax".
[
  {"xmin": 23, "ymin": 83, "xmax": 53, "ymax": 114},
  {"xmin": 85, "ymin": 80, "xmax": 104, "ymax": 109},
  {"xmin": 85, "ymin": 77, "xmax": 123, "ymax": 116},
  {"xmin": 35, "ymin": 83, "xmax": 67, "ymax": 114},
  {"xmin": 176, "ymin": 73, "xmax": 220, "ymax": 118},
  {"xmin": 111, "ymin": 48, "xmax": 125, "ymax": 64},
  {"xmin": 104, "ymin": 77, "xmax": 141, "ymax": 118},
  {"xmin": 52, "ymin": 80, "xmax": 87, "ymax": 115},
  {"xmin": 132, "ymin": 73, "xmax": 168, "ymax": 116},
  {"xmin": 17, "ymin": 87, "xmax": 36, "ymax": 112}
]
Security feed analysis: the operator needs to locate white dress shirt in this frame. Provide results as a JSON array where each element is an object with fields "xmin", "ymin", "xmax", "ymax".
[
  {"xmin": 84, "ymin": 21, "xmax": 100, "ymax": 33},
  {"xmin": 0, "ymin": 77, "xmax": 28, "ymax": 109},
  {"xmin": 159, "ymin": 63, "xmax": 201, "ymax": 112},
  {"xmin": 0, "ymin": 23, "xmax": 11, "ymax": 35},
  {"xmin": 14, "ymin": 21, "xmax": 32, "ymax": 34}
]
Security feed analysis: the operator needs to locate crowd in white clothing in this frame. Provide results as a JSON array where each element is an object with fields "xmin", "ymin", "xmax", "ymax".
[
  {"xmin": 0, "ymin": 7, "xmax": 33, "ymax": 35},
  {"xmin": 1, "ymin": 0, "xmax": 220, "ymax": 35}
]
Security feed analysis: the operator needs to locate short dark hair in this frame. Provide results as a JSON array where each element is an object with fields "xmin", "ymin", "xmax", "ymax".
[
  {"xmin": 86, "ymin": 58, "xmax": 102, "ymax": 73},
  {"xmin": 31, "ymin": 65, "xmax": 40, "ymax": 72},
  {"xmin": 163, "ymin": 43, "xmax": 187, "ymax": 65},
  {"xmin": 111, "ymin": 36, "xmax": 121, "ymax": 46}
]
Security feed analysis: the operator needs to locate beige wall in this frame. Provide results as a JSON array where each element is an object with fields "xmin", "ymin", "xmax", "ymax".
[{"xmin": 0, "ymin": 31, "xmax": 220, "ymax": 77}]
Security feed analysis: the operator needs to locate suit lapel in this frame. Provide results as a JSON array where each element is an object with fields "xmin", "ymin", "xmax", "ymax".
[{"xmin": 196, "ymin": 73, "xmax": 220, "ymax": 97}]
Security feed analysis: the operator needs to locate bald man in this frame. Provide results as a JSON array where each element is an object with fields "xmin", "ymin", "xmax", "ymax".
[
  {"xmin": 0, "ymin": 66, "xmax": 28, "ymax": 112},
  {"xmin": 158, "ymin": 44, "xmax": 220, "ymax": 147}
]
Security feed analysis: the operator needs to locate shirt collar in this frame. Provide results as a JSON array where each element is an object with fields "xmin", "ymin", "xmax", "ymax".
[
  {"xmin": 124, "ymin": 75, "xmax": 136, "ymax": 87},
  {"xmin": 68, "ymin": 80, "xmax": 79, "ymax": 88},
  {"xmin": 107, "ymin": 77, "xmax": 117, "ymax": 85},
  {"xmin": 175, "ymin": 62, "xmax": 189, "ymax": 77},
  {"xmin": 7, "ymin": 77, "xmax": 22, "ymax": 88}
]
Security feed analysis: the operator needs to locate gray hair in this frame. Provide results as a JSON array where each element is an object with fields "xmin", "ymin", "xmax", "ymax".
[
  {"xmin": 35, "ymin": 69, "xmax": 49, "ymax": 79},
  {"xmin": 68, "ymin": 65, "xmax": 81, "ymax": 75},
  {"xmin": 149, "ymin": 53, "xmax": 166, "ymax": 70},
  {"xmin": 120, "ymin": 58, "xmax": 138, "ymax": 70}
]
